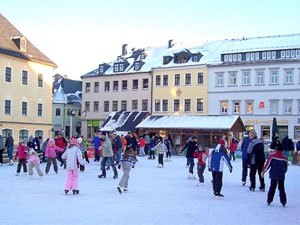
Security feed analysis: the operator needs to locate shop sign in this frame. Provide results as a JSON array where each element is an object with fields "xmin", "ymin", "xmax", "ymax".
[
  {"xmin": 245, "ymin": 119, "xmax": 288, "ymax": 124},
  {"xmin": 88, "ymin": 120, "xmax": 100, "ymax": 127},
  {"xmin": 259, "ymin": 101, "xmax": 265, "ymax": 108}
]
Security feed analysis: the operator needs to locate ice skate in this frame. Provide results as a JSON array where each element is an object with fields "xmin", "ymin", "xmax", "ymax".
[
  {"xmin": 64, "ymin": 190, "xmax": 69, "ymax": 195},
  {"xmin": 242, "ymin": 181, "xmax": 246, "ymax": 186},
  {"xmin": 197, "ymin": 182, "xmax": 204, "ymax": 186},
  {"xmin": 9, "ymin": 160, "xmax": 14, "ymax": 166},
  {"xmin": 72, "ymin": 189, "xmax": 79, "ymax": 195},
  {"xmin": 98, "ymin": 174, "xmax": 106, "ymax": 178},
  {"xmin": 117, "ymin": 186, "xmax": 122, "ymax": 194},
  {"xmin": 249, "ymin": 187, "xmax": 255, "ymax": 192},
  {"xmin": 188, "ymin": 173, "xmax": 196, "ymax": 179},
  {"xmin": 215, "ymin": 193, "xmax": 224, "ymax": 199},
  {"xmin": 123, "ymin": 188, "xmax": 128, "ymax": 192}
]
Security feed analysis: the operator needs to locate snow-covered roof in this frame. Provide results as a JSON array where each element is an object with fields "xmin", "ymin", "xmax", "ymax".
[
  {"xmin": 52, "ymin": 77, "xmax": 82, "ymax": 104},
  {"xmin": 136, "ymin": 115, "xmax": 244, "ymax": 131}
]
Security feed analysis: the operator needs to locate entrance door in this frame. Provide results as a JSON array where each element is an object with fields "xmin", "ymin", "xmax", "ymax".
[{"xmin": 278, "ymin": 126, "xmax": 288, "ymax": 141}]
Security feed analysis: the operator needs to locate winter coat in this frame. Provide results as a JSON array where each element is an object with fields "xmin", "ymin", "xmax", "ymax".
[
  {"xmin": 208, "ymin": 144, "xmax": 232, "ymax": 172},
  {"xmin": 186, "ymin": 141, "xmax": 198, "ymax": 158},
  {"xmin": 164, "ymin": 139, "xmax": 171, "ymax": 151},
  {"xmin": 241, "ymin": 137, "xmax": 251, "ymax": 159},
  {"xmin": 15, "ymin": 145, "xmax": 27, "ymax": 160},
  {"xmin": 282, "ymin": 136, "xmax": 294, "ymax": 151},
  {"xmin": 100, "ymin": 137, "xmax": 113, "ymax": 157},
  {"xmin": 0, "ymin": 135, "xmax": 5, "ymax": 150},
  {"xmin": 115, "ymin": 135, "xmax": 122, "ymax": 149},
  {"xmin": 297, "ymin": 141, "xmax": 300, "ymax": 151},
  {"xmin": 154, "ymin": 142, "xmax": 167, "ymax": 154},
  {"xmin": 55, "ymin": 137, "xmax": 67, "ymax": 149},
  {"xmin": 27, "ymin": 154, "xmax": 40, "ymax": 165},
  {"xmin": 144, "ymin": 134, "xmax": 150, "ymax": 144},
  {"xmin": 5, "ymin": 136, "xmax": 14, "ymax": 147},
  {"xmin": 62, "ymin": 146, "xmax": 84, "ymax": 170},
  {"xmin": 92, "ymin": 136, "xmax": 101, "ymax": 149},
  {"xmin": 32, "ymin": 137, "xmax": 41, "ymax": 151},
  {"xmin": 195, "ymin": 151, "xmax": 208, "ymax": 166},
  {"xmin": 247, "ymin": 137, "xmax": 265, "ymax": 165},
  {"xmin": 120, "ymin": 148, "xmax": 137, "ymax": 167},
  {"xmin": 45, "ymin": 140, "xmax": 63, "ymax": 158},
  {"xmin": 263, "ymin": 151, "xmax": 288, "ymax": 180},
  {"xmin": 41, "ymin": 139, "xmax": 49, "ymax": 152},
  {"xmin": 139, "ymin": 138, "xmax": 146, "ymax": 148},
  {"xmin": 229, "ymin": 141, "xmax": 237, "ymax": 153},
  {"xmin": 149, "ymin": 139, "xmax": 155, "ymax": 151},
  {"xmin": 121, "ymin": 137, "xmax": 127, "ymax": 149}
]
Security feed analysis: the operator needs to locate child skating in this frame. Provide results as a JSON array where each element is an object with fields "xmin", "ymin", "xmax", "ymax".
[
  {"xmin": 62, "ymin": 138, "xmax": 85, "ymax": 195},
  {"xmin": 154, "ymin": 137, "xmax": 167, "ymax": 168},
  {"xmin": 195, "ymin": 144, "xmax": 208, "ymax": 186},
  {"xmin": 117, "ymin": 145, "xmax": 137, "ymax": 194},
  {"xmin": 27, "ymin": 149, "xmax": 44, "ymax": 178},
  {"xmin": 45, "ymin": 139, "xmax": 63, "ymax": 174},
  {"xmin": 15, "ymin": 141, "xmax": 28, "ymax": 176}
]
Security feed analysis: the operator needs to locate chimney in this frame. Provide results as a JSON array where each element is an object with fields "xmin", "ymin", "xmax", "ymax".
[
  {"xmin": 122, "ymin": 44, "xmax": 128, "ymax": 56},
  {"xmin": 168, "ymin": 39, "xmax": 173, "ymax": 48}
]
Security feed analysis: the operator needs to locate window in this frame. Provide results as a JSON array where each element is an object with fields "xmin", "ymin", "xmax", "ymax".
[
  {"xmin": 270, "ymin": 101, "xmax": 279, "ymax": 114},
  {"xmin": 93, "ymin": 101, "xmax": 99, "ymax": 112},
  {"xmin": 174, "ymin": 74, "xmax": 180, "ymax": 86},
  {"xmin": 85, "ymin": 101, "xmax": 90, "ymax": 112},
  {"xmin": 99, "ymin": 65, "xmax": 104, "ymax": 73},
  {"xmin": 267, "ymin": 51, "xmax": 271, "ymax": 59},
  {"xmin": 233, "ymin": 54, "xmax": 237, "ymax": 62},
  {"xmin": 281, "ymin": 51, "xmax": 285, "ymax": 58},
  {"xmin": 255, "ymin": 52, "xmax": 259, "ymax": 60},
  {"xmin": 114, "ymin": 63, "xmax": 120, "ymax": 72},
  {"xmin": 5, "ymin": 67, "xmax": 12, "ymax": 82},
  {"xmin": 22, "ymin": 70, "xmax": 28, "ymax": 85},
  {"xmin": 197, "ymin": 72, "xmax": 204, "ymax": 85},
  {"xmin": 238, "ymin": 54, "xmax": 242, "ymax": 61},
  {"xmin": 55, "ymin": 108, "xmax": 61, "ymax": 116},
  {"xmin": 242, "ymin": 71, "xmax": 251, "ymax": 85},
  {"xmin": 221, "ymin": 102, "xmax": 228, "ymax": 114},
  {"xmin": 295, "ymin": 126, "xmax": 300, "ymax": 139},
  {"xmin": 85, "ymin": 83, "xmax": 91, "ymax": 93},
  {"xmin": 5, "ymin": 100, "xmax": 11, "ymax": 115},
  {"xmin": 174, "ymin": 99, "xmax": 180, "ymax": 112},
  {"xmin": 185, "ymin": 74, "xmax": 191, "ymax": 85},
  {"xmin": 37, "ymin": 103, "xmax": 43, "ymax": 117},
  {"xmin": 229, "ymin": 72, "xmax": 237, "ymax": 85},
  {"xmin": 155, "ymin": 75, "xmax": 161, "ymax": 86},
  {"xmin": 229, "ymin": 54, "xmax": 232, "ymax": 62},
  {"xmin": 143, "ymin": 79, "xmax": 149, "ymax": 89},
  {"xmin": 155, "ymin": 99, "xmax": 161, "ymax": 112},
  {"xmin": 22, "ymin": 102, "xmax": 28, "ymax": 116},
  {"xmin": 142, "ymin": 99, "xmax": 148, "ymax": 111},
  {"xmin": 256, "ymin": 70, "xmax": 264, "ymax": 85},
  {"xmin": 250, "ymin": 53, "xmax": 255, "ymax": 61},
  {"xmin": 262, "ymin": 52, "xmax": 266, "ymax": 60},
  {"xmin": 119, "ymin": 63, "xmax": 124, "ymax": 72},
  {"xmin": 163, "ymin": 75, "xmax": 168, "ymax": 86},
  {"xmin": 246, "ymin": 101, "xmax": 253, "ymax": 114},
  {"xmin": 132, "ymin": 79, "xmax": 138, "ymax": 90},
  {"xmin": 122, "ymin": 80, "xmax": 127, "ymax": 91},
  {"xmin": 224, "ymin": 55, "xmax": 228, "ymax": 62},
  {"xmin": 284, "ymin": 70, "xmax": 294, "ymax": 84},
  {"xmin": 121, "ymin": 100, "xmax": 127, "ymax": 111},
  {"xmin": 35, "ymin": 130, "xmax": 43, "ymax": 140},
  {"xmin": 132, "ymin": 100, "xmax": 138, "ymax": 110},
  {"xmin": 291, "ymin": 50, "xmax": 296, "ymax": 58},
  {"xmin": 19, "ymin": 130, "xmax": 29, "ymax": 142},
  {"xmin": 104, "ymin": 101, "xmax": 109, "ymax": 112},
  {"xmin": 261, "ymin": 126, "xmax": 270, "ymax": 139},
  {"xmin": 196, "ymin": 99, "xmax": 204, "ymax": 112},
  {"xmin": 286, "ymin": 50, "xmax": 290, "ymax": 58},
  {"xmin": 283, "ymin": 100, "xmax": 292, "ymax": 114},
  {"xmin": 162, "ymin": 100, "xmax": 168, "ymax": 112},
  {"xmin": 94, "ymin": 82, "xmax": 99, "ymax": 92},
  {"xmin": 112, "ymin": 101, "xmax": 118, "ymax": 111},
  {"xmin": 104, "ymin": 81, "xmax": 110, "ymax": 92},
  {"xmin": 272, "ymin": 51, "xmax": 276, "ymax": 59},
  {"xmin": 270, "ymin": 70, "xmax": 279, "ymax": 84},
  {"xmin": 216, "ymin": 73, "xmax": 224, "ymax": 86},
  {"xmin": 233, "ymin": 101, "xmax": 240, "ymax": 114},
  {"xmin": 298, "ymin": 101, "xmax": 300, "ymax": 114},
  {"xmin": 113, "ymin": 81, "xmax": 118, "ymax": 91},
  {"xmin": 2, "ymin": 129, "xmax": 12, "ymax": 142},
  {"xmin": 184, "ymin": 99, "xmax": 191, "ymax": 112},
  {"xmin": 246, "ymin": 53, "xmax": 250, "ymax": 61},
  {"xmin": 134, "ymin": 62, "xmax": 140, "ymax": 71},
  {"xmin": 296, "ymin": 50, "xmax": 300, "ymax": 58},
  {"xmin": 38, "ymin": 74, "xmax": 43, "ymax": 87}
]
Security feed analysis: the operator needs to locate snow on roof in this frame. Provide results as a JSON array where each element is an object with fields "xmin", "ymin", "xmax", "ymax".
[
  {"xmin": 52, "ymin": 85, "xmax": 67, "ymax": 103},
  {"xmin": 136, "ymin": 115, "xmax": 242, "ymax": 130}
]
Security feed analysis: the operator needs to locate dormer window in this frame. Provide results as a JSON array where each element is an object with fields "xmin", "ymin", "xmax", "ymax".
[
  {"xmin": 174, "ymin": 54, "xmax": 188, "ymax": 63},
  {"xmin": 119, "ymin": 63, "xmax": 124, "ymax": 72},
  {"xmin": 99, "ymin": 65, "xmax": 104, "ymax": 73},
  {"xmin": 114, "ymin": 64, "xmax": 119, "ymax": 72},
  {"xmin": 12, "ymin": 36, "xmax": 27, "ymax": 52},
  {"xmin": 163, "ymin": 56, "xmax": 173, "ymax": 65},
  {"xmin": 134, "ymin": 62, "xmax": 140, "ymax": 71}
]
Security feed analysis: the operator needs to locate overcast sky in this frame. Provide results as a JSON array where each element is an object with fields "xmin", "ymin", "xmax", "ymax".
[{"xmin": 1, "ymin": 0, "xmax": 300, "ymax": 80}]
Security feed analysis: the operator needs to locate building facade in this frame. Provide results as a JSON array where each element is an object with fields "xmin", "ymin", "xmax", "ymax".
[{"xmin": 0, "ymin": 13, "xmax": 56, "ymax": 143}]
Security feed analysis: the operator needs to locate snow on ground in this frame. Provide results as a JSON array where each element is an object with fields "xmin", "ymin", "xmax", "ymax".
[{"xmin": 0, "ymin": 156, "xmax": 300, "ymax": 225}]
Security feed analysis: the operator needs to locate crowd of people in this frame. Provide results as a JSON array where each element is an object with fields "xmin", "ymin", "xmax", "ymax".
[{"xmin": 0, "ymin": 129, "xmax": 300, "ymax": 206}]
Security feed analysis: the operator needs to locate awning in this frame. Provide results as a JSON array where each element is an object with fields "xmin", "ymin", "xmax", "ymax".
[{"xmin": 136, "ymin": 115, "xmax": 245, "ymax": 132}]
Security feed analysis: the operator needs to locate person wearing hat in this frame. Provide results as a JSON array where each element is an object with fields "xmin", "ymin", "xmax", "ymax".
[
  {"xmin": 195, "ymin": 144, "xmax": 208, "ymax": 186},
  {"xmin": 98, "ymin": 132, "xmax": 118, "ymax": 179},
  {"xmin": 261, "ymin": 142, "xmax": 288, "ymax": 207},
  {"xmin": 186, "ymin": 136, "xmax": 198, "ymax": 179},
  {"xmin": 208, "ymin": 139, "xmax": 233, "ymax": 198},
  {"xmin": 55, "ymin": 132, "xmax": 67, "ymax": 167},
  {"xmin": 27, "ymin": 149, "xmax": 44, "ymax": 178},
  {"xmin": 15, "ymin": 141, "xmax": 28, "ymax": 176}
]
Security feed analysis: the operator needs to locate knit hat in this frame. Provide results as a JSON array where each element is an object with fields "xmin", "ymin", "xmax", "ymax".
[
  {"xmin": 219, "ymin": 139, "xmax": 225, "ymax": 146},
  {"xmin": 199, "ymin": 144, "xmax": 206, "ymax": 149},
  {"xmin": 100, "ymin": 131, "xmax": 106, "ymax": 137},
  {"xmin": 70, "ymin": 138, "xmax": 78, "ymax": 146},
  {"xmin": 77, "ymin": 137, "xmax": 83, "ymax": 144}
]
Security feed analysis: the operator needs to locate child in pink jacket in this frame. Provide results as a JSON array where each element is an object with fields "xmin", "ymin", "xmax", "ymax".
[
  {"xmin": 45, "ymin": 139, "xmax": 63, "ymax": 174},
  {"xmin": 15, "ymin": 141, "xmax": 28, "ymax": 176},
  {"xmin": 28, "ymin": 149, "xmax": 44, "ymax": 178},
  {"xmin": 62, "ymin": 138, "xmax": 84, "ymax": 195}
]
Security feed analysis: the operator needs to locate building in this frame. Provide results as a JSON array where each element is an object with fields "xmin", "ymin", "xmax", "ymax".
[
  {"xmin": 52, "ymin": 74, "xmax": 82, "ymax": 138},
  {"xmin": 208, "ymin": 34, "xmax": 300, "ymax": 143},
  {"xmin": 0, "ymin": 13, "xmax": 56, "ymax": 142}
]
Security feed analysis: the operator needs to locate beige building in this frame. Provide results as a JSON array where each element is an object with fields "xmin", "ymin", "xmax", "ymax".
[{"xmin": 0, "ymin": 13, "xmax": 56, "ymax": 143}]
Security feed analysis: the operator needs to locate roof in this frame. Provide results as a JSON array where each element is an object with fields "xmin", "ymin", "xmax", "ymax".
[
  {"xmin": 52, "ymin": 77, "xmax": 82, "ymax": 104},
  {"xmin": 0, "ymin": 13, "xmax": 56, "ymax": 67},
  {"xmin": 100, "ymin": 111, "xmax": 149, "ymax": 132},
  {"xmin": 136, "ymin": 115, "xmax": 245, "ymax": 131}
]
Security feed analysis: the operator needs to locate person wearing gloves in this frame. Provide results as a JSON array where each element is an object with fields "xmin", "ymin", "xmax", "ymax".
[
  {"xmin": 153, "ymin": 137, "xmax": 167, "ymax": 168},
  {"xmin": 15, "ymin": 141, "xmax": 28, "ymax": 176},
  {"xmin": 208, "ymin": 139, "xmax": 233, "ymax": 198},
  {"xmin": 27, "ymin": 149, "xmax": 44, "ymax": 178},
  {"xmin": 62, "ymin": 138, "xmax": 85, "ymax": 195},
  {"xmin": 117, "ymin": 145, "xmax": 137, "ymax": 194},
  {"xmin": 45, "ymin": 139, "xmax": 64, "ymax": 174}
]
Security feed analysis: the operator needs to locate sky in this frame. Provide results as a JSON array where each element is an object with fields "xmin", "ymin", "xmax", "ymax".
[{"xmin": 1, "ymin": 0, "xmax": 300, "ymax": 80}]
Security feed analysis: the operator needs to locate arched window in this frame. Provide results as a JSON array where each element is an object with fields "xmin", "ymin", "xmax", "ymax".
[
  {"xmin": 2, "ymin": 128, "xmax": 13, "ymax": 143},
  {"xmin": 19, "ymin": 129, "xmax": 29, "ymax": 142}
]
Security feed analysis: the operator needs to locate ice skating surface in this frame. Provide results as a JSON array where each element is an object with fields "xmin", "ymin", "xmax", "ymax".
[{"xmin": 0, "ymin": 156, "xmax": 300, "ymax": 225}]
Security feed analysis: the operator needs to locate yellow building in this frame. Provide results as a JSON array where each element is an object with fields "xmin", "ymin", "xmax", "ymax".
[{"xmin": 0, "ymin": 13, "xmax": 56, "ymax": 143}]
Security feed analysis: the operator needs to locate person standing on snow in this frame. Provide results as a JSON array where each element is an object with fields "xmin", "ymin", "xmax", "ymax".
[
  {"xmin": 186, "ymin": 136, "xmax": 198, "ymax": 179},
  {"xmin": 5, "ymin": 133, "xmax": 14, "ymax": 165},
  {"xmin": 241, "ymin": 135, "xmax": 251, "ymax": 186},
  {"xmin": 208, "ymin": 139, "xmax": 233, "ymax": 198},
  {"xmin": 153, "ymin": 137, "xmax": 167, "ymax": 168},
  {"xmin": 0, "ymin": 134, "xmax": 5, "ymax": 166},
  {"xmin": 195, "ymin": 144, "xmax": 208, "ymax": 186}
]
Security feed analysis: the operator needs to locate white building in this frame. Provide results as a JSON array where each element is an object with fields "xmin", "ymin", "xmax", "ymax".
[{"xmin": 208, "ymin": 34, "xmax": 300, "ymax": 143}]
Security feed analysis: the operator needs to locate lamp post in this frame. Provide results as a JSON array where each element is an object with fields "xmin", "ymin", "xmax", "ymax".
[{"xmin": 69, "ymin": 109, "xmax": 76, "ymax": 138}]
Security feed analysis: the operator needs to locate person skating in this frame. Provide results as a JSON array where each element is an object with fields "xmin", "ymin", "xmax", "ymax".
[
  {"xmin": 148, "ymin": 137, "xmax": 155, "ymax": 160},
  {"xmin": 208, "ymin": 139, "xmax": 233, "ymax": 198},
  {"xmin": 15, "ymin": 141, "xmax": 28, "ymax": 176},
  {"xmin": 117, "ymin": 145, "xmax": 137, "ymax": 194},
  {"xmin": 186, "ymin": 136, "xmax": 198, "ymax": 179},
  {"xmin": 241, "ymin": 135, "xmax": 251, "ymax": 186},
  {"xmin": 5, "ymin": 133, "xmax": 14, "ymax": 165},
  {"xmin": 153, "ymin": 137, "xmax": 167, "ymax": 168},
  {"xmin": 27, "ymin": 149, "xmax": 44, "ymax": 178},
  {"xmin": 78, "ymin": 136, "xmax": 89, "ymax": 163},
  {"xmin": 92, "ymin": 132, "xmax": 101, "ymax": 162},
  {"xmin": 45, "ymin": 139, "xmax": 63, "ymax": 174},
  {"xmin": 164, "ymin": 136, "xmax": 172, "ymax": 162},
  {"xmin": 261, "ymin": 142, "xmax": 288, "ymax": 207},
  {"xmin": 195, "ymin": 144, "xmax": 208, "ymax": 186},
  {"xmin": 62, "ymin": 138, "xmax": 85, "ymax": 195},
  {"xmin": 55, "ymin": 132, "xmax": 68, "ymax": 167},
  {"xmin": 0, "ymin": 134, "xmax": 5, "ymax": 166}
]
